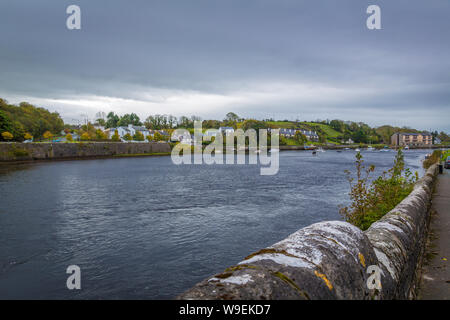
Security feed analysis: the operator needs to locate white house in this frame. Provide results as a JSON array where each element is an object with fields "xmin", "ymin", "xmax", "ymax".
[
  {"xmin": 108, "ymin": 124, "xmax": 150, "ymax": 140},
  {"xmin": 218, "ymin": 127, "xmax": 235, "ymax": 135}
]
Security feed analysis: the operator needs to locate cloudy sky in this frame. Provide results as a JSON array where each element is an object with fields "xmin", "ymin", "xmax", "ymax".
[{"xmin": 0, "ymin": 0, "xmax": 449, "ymax": 131}]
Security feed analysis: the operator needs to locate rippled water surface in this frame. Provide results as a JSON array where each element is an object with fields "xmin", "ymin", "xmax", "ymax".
[{"xmin": 0, "ymin": 149, "xmax": 428, "ymax": 299}]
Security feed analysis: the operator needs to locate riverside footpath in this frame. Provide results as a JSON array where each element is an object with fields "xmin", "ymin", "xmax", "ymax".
[{"xmin": 419, "ymin": 168, "xmax": 450, "ymax": 299}]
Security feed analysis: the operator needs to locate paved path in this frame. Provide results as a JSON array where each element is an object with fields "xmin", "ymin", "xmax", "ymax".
[{"xmin": 419, "ymin": 167, "xmax": 450, "ymax": 299}]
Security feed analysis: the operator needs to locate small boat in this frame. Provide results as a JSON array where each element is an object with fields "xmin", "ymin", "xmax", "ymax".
[
  {"xmin": 317, "ymin": 147, "xmax": 325, "ymax": 152},
  {"xmin": 367, "ymin": 146, "xmax": 374, "ymax": 151},
  {"xmin": 337, "ymin": 150, "xmax": 342, "ymax": 153},
  {"xmin": 404, "ymin": 145, "xmax": 410, "ymax": 150},
  {"xmin": 355, "ymin": 148, "xmax": 361, "ymax": 152},
  {"xmin": 312, "ymin": 151, "xmax": 317, "ymax": 155}
]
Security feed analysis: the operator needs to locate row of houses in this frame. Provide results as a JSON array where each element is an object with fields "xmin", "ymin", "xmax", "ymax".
[
  {"xmin": 269, "ymin": 128, "xmax": 320, "ymax": 142},
  {"xmin": 66, "ymin": 124, "xmax": 320, "ymax": 143},
  {"xmin": 104, "ymin": 124, "xmax": 170, "ymax": 141},
  {"xmin": 391, "ymin": 132, "xmax": 433, "ymax": 147}
]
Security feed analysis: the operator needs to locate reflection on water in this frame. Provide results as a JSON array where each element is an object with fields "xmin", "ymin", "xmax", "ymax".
[
  {"xmin": 0, "ymin": 163, "xmax": 34, "ymax": 176},
  {"xmin": 0, "ymin": 150, "xmax": 428, "ymax": 299}
]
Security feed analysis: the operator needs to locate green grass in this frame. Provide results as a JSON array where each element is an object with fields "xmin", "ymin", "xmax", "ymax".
[
  {"xmin": 301, "ymin": 122, "xmax": 341, "ymax": 138},
  {"xmin": 283, "ymin": 138, "xmax": 300, "ymax": 146},
  {"xmin": 265, "ymin": 121, "xmax": 296, "ymax": 129}
]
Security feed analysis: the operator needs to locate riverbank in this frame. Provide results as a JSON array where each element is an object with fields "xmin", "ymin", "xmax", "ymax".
[{"xmin": 0, "ymin": 142, "xmax": 172, "ymax": 163}]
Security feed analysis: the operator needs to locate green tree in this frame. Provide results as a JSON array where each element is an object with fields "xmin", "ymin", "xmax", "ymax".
[
  {"xmin": 24, "ymin": 133, "xmax": 33, "ymax": 140},
  {"xmin": 294, "ymin": 131, "xmax": 307, "ymax": 144},
  {"xmin": 118, "ymin": 113, "xmax": 141, "ymax": 127},
  {"xmin": 0, "ymin": 100, "xmax": 64, "ymax": 140},
  {"xmin": 106, "ymin": 112, "xmax": 120, "ymax": 128},
  {"xmin": 0, "ymin": 110, "xmax": 12, "ymax": 135},
  {"xmin": 66, "ymin": 133, "xmax": 73, "ymax": 142},
  {"xmin": 146, "ymin": 134, "xmax": 154, "ymax": 142},
  {"xmin": 123, "ymin": 133, "xmax": 133, "ymax": 141}
]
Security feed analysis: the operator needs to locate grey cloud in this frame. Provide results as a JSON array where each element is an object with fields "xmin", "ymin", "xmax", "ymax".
[{"xmin": 0, "ymin": 0, "xmax": 449, "ymax": 131}]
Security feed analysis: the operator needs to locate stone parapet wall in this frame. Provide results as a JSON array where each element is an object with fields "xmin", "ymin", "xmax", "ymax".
[
  {"xmin": 178, "ymin": 164, "xmax": 439, "ymax": 300},
  {"xmin": 0, "ymin": 142, "xmax": 171, "ymax": 162}
]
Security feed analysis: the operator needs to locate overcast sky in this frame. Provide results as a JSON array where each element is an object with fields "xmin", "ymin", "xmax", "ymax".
[{"xmin": 0, "ymin": 0, "xmax": 449, "ymax": 131}]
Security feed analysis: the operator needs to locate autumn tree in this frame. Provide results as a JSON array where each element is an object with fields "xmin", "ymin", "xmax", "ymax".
[
  {"xmin": 24, "ymin": 133, "xmax": 33, "ymax": 140},
  {"xmin": 43, "ymin": 131, "xmax": 53, "ymax": 141},
  {"xmin": 133, "ymin": 131, "xmax": 145, "ymax": 141},
  {"xmin": 1, "ymin": 131, "xmax": 13, "ymax": 141},
  {"xmin": 111, "ymin": 130, "xmax": 120, "ymax": 142},
  {"xmin": 80, "ymin": 132, "xmax": 90, "ymax": 141}
]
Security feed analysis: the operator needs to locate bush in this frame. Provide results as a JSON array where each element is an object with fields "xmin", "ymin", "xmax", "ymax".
[
  {"xmin": 423, "ymin": 150, "xmax": 442, "ymax": 169},
  {"xmin": 340, "ymin": 149, "xmax": 418, "ymax": 230},
  {"xmin": 111, "ymin": 130, "xmax": 120, "ymax": 142},
  {"xmin": 43, "ymin": 130, "xmax": 53, "ymax": 141},
  {"xmin": 80, "ymin": 132, "xmax": 90, "ymax": 141},
  {"xmin": 1, "ymin": 131, "xmax": 13, "ymax": 141},
  {"xmin": 133, "ymin": 131, "xmax": 145, "ymax": 141}
]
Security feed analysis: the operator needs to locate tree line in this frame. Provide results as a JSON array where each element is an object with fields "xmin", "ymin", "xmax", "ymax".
[{"xmin": 0, "ymin": 99, "xmax": 64, "ymax": 142}]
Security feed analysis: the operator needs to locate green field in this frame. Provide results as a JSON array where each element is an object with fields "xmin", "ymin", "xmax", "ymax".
[{"xmin": 300, "ymin": 122, "xmax": 341, "ymax": 138}]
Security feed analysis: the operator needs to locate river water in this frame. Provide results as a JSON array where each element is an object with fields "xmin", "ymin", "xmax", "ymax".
[{"xmin": 0, "ymin": 149, "xmax": 429, "ymax": 299}]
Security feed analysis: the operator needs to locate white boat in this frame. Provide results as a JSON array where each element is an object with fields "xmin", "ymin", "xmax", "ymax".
[
  {"xmin": 367, "ymin": 146, "xmax": 374, "ymax": 151},
  {"xmin": 317, "ymin": 147, "xmax": 325, "ymax": 152},
  {"xmin": 404, "ymin": 145, "xmax": 410, "ymax": 150},
  {"xmin": 355, "ymin": 148, "xmax": 361, "ymax": 152}
]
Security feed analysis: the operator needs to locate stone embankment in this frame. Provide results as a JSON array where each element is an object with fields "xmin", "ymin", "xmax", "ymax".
[
  {"xmin": 0, "ymin": 142, "xmax": 171, "ymax": 162},
  {"xmin": 179, "ymin": 164, "xmax": 439, "ymax": 300}
]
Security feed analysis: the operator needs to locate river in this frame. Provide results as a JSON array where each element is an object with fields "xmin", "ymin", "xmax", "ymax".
[{"xmin": 0, "ymin": 149, "xmax": 429, "ymax": 299}]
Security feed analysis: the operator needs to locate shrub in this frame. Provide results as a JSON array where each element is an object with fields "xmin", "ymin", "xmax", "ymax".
[
  {"xmin": 123, "ymin": 133, "xmax": 132, "ymax": 141},
  {"xmin": 340, "ymin": 149, "xmax": 418, "ymax": 230},
  {"xmin": 24, "ymin": 133, "xmax": 33, "ymax": 140},
  {"xmin": 1, "ymin": 131, "xmax": 13, "ymax": 141},
  {"xmin": 423, "ymin": 150, "xmax": 442, "ymax": 169},
  {"xmin": 80, "ymin": 132, "xmax": 90, "ymax": 141},
  {"xmin": 66, "ymin": 133, "xmax": 73, "ymax": 142},
  {"xmin": 43, "ymin": 131, "xmax": 53, "ymax": 141},
  {"xmin": 111, "ymin": 130, "xmax": 120, "ymax": 142},
  {"xmin": 133, "ymin": 131, "xmax": 145, "ymax": 141}
]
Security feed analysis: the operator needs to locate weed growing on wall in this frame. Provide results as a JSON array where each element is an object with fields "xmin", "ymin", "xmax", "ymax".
[{"xmin": 340, "ymin": 149, "xmax": 418, "ymax": 230}]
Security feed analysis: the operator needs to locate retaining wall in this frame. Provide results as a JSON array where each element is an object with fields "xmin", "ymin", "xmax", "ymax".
[
  {"xmin": 0, "ymin": 142, "xmax": 171, "ymax": 162},
  {"xmin": 178, "ymin": 164, "xmax": 439, "ymax": 300}
]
